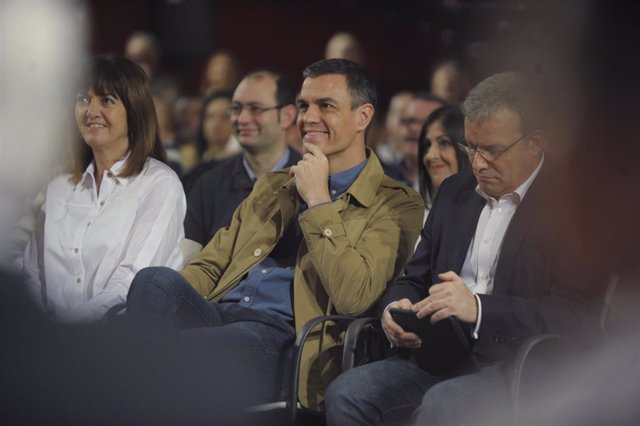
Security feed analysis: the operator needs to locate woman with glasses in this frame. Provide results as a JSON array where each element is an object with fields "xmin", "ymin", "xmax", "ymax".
[
  {"xmin": 23, "ymin": 55, "xmax": 186, "ymax": 323},
  {"xmin": 418, "ymin": 106, "xmax": 471, "ymax": 211}
]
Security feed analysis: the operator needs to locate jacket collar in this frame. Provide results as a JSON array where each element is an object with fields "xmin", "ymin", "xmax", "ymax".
[{"xmin": 277, "ymin": 148, "xmax": 384, "ymax": 208}]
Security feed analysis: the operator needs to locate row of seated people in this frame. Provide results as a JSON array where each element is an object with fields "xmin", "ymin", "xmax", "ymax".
[
  {"xmin": 17, "ymin": 54, "xmax": 606, "ymax": 425},
  {"xmin": 125, "ymin": 30, "xmax": 472, "ymax": 192}
]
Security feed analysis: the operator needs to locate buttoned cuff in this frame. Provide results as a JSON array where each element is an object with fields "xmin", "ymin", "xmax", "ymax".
[
  {"xmin": 303, "ymin": 201, "xmax": 333, "ymax": 211},
  {"xmin": 472, "ymin": 293, "xmax": 482, "ymax": 340},
  {"xmin": 298, "ymin": 201, "xmax": 345, "ymax": 241}
]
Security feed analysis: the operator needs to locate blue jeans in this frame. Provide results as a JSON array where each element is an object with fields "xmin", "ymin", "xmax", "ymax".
[
  {"xmin": 125, "ymin": 266, "xmax": 295, "ymax": 405},
  {"xmin": 325, "ymin": 353, "xmax": 511, "ymax": 426}
]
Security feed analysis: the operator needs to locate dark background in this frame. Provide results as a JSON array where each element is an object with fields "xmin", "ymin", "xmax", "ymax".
[{"xmin": 85, "ymin": 0, "xmax": 541, "ymax": 108}]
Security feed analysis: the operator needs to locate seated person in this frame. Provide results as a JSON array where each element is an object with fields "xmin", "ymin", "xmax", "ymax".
[
  {"xmin": 180, "ymin": 90, "xmax": 236, "ymax": 194},
  {"xmin": 124, "ymin": 58, "xmax": 424, "ymax": 409},
  {"xmin": 182, "ymin": 69, "xmax": 302, "ymax": 259},
  {"xmin": 22, "ymin": 55, "xmax": 185, "ymax": 323},
  {"xmin": 393, "ymin": 92, "xmax": 447, "ymax": 189},
  {"xmin": 417, "ymin": 105, "xmax": 471, "ymax": 212},
  {"xmin": 325, "ymin": 71, "xmax": 605, "ymax": 426}
]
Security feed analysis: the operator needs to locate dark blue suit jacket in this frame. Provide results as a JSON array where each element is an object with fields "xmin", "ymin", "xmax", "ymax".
[
  {"xmin": 383, "ymin": 167, "xmax": 604, "ymax": 364},
  {"xmin": 184, "ymin": 147, "xmax": 302, "ymax": 246}
]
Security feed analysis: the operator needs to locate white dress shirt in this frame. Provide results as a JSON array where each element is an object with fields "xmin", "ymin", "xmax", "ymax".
[
  {"xmin": 23, "ymin": 157, "xmax": 186, "ymax": 322},
  {"xmin": 460, "ymin": 157, "xmax": 544, "ymax": 338}
]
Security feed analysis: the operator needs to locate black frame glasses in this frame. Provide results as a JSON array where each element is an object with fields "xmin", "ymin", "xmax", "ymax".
[
  {"xmin": 227, "ymin": 102, "xmax": 283, "ymax": 117},
  {"xmin": 458, "ymin": 130, "xmax": 537, "ymax": 162}
]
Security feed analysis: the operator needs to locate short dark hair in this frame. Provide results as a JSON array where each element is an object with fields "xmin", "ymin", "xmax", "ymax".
[
  {"xmin": 244, "ymin": 68, "xmax": 296, "ymax": 107},
  {"xmin": 417, "ymin": 106, "xmax": 470, "ymax": 207},
  {"xmin": 72, "ymin": 54, "xmax": 165, "ymax": 183},
  {"xmin": 302, "ymin": 58, "xmax": 377, "ymax": 109}
]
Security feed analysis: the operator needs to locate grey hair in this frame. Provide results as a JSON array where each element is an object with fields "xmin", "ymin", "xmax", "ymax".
[{"xmin": 461, "ymin": 72, "xmax": 541, "ymax": 133}]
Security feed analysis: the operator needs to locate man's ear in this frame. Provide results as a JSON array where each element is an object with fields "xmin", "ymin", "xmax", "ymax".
[
  {"xmin": 279, "ymin": 104, "xmax": 298, "ymax": 130},
  {"xmin": 356, "ymin": 103, "xmax": 374, "ymax": 133},
  {"xmin": 527, "ymin": 130, "xmax": 544, "ymax": 157}
]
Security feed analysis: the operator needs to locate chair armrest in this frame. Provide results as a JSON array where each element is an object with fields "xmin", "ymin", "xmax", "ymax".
[
  {"xmin": 288, "ymin": 315, "xmax": 356, "ymax": 424},
  {"xmin": 510, "ymin": 333, "xmax": 569, "ymax": 417},
  {"xmin": 342, "ymin": 317, "xmax": 380, "ymax": 372}
]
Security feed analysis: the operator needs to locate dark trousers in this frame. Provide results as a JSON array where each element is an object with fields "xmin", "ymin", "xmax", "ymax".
[
  {"xmin": 125, "ymin": 267, "xmax": 296, "ymax": 408},
  {"xmin": 325, "ymin": 353, "xmax": 511, "ymax": 426}
]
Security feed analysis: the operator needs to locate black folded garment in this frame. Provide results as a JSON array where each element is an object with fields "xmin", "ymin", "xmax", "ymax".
[{"xmin": 390, "ymin": 308, "xmax": 480, "ymax": 376}]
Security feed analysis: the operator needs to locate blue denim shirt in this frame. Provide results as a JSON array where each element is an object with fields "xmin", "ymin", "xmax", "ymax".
[{"xmin": 221, "ymin": 159, "xmax": 367, "ymax": 321}]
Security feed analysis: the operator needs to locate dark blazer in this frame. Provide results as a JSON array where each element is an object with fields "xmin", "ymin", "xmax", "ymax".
[
  {"xmin": 383, "ymin": 166, "xmax": 605, "ymax": 364},
  {"xmin": 184, "ymin": 147, "xmax": 302, "ymax": 246}
]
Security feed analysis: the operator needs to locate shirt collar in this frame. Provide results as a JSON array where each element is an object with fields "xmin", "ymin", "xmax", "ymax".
[
  {"xmin": 242, "ymin": 147, "xmax": 291, "ymax": 181},
  {"xmin": 80, "ymin": 152, "xmax": 132, "ymax": 187},
  {"xmin": 329, "ymin": 159, "xmax": 366, "ymax": 200},
  {"xmin": 475, "ymin": 155, "xmax": 544, "ymax": 204}
]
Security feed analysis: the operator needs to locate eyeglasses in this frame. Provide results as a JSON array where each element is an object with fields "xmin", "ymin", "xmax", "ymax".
[
  {"xmin": 227, "ymin": 102, "xmax": 283, "ymax": 117},
  {"xmin": 458, "ymin": 130, "xmax": 536, "ymax": 162}
]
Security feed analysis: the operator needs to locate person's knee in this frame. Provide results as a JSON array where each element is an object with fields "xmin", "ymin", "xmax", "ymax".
[
  {"xmin": 128, "ymin": 266, "xmax": 180, "ymax": 300},
  {"xmin": 326, "ymin": 371, "xmax": 360, "ymax": 409},
  {"xmin": 416, "ymin": 380, "xmax": 462, "ymax": 424}
]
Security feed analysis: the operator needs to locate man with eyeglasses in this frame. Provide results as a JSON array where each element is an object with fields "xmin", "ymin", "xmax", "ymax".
[
  {"xmin": 124, "ymin": 59, "xmax": 424, "ymax": 411},
  {"xmin": 182, "ymin": 69, "xmax": 302, "ymax": 261},
  {"xmin": 325, "ymin": 72, "xmax": 604, "ymax": 425}
]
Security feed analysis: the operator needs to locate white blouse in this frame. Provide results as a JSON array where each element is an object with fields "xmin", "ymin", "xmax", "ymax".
[{"xmin": 23, "ymin": 156, "xmax": 186, "ymax": 322}]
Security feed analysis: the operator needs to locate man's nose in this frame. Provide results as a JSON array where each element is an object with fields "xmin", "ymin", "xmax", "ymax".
[
  {"xmin": 301, "ymin": 106, "xmax": 320, "ymax": 123},
  {"xmin": 236, "ymin": 106, "xmax": 252, "ymax": 123},
  {"xmin": 471, "ymin": 152, "xmax": 488, "ymax": 169}
]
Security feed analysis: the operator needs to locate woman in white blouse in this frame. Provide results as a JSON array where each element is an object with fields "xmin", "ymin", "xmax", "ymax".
[{"xmin": 23, "ymin": 55, "xmax": 186, "ymax": 323}]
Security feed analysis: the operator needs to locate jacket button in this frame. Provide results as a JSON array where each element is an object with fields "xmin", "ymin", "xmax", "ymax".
[
  {"xmin": 253, "ymin": 248, "xmax": 262, "ymax": 257},
  {"xmin": 323, "ymin": 228, "xmax": 333, "ymax": 237}
]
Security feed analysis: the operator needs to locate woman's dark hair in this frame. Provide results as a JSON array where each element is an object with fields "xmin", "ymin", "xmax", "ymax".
[
  {"xmin": 196, "ymin": 90, "xmax": 233, "ymax": 160},
  {"xmin": 72, "ymin": 54, "xmax": 166, "ymax": 183},
  {"xmin": 417, "ymin": 105, "xmax": 470, "ymax": 207}
]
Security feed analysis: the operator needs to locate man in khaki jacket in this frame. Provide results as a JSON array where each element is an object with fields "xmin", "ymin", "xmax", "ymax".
[{"xmin": 125, "ymin": 58, "xmax": 423, "ymax": 409}]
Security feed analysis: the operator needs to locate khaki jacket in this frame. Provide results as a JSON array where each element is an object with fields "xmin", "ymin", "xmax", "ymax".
[{"xmin": 180, "ymin": 150, "xmax": 423, "ymax": 407}]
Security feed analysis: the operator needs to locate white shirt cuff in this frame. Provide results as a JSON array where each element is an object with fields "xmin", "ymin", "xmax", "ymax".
[
  {"xmin": 382, "ymin": 302, "xmax": 398, "ymax": 348},
  {"xmin": 472, "ymin": 293, "xmax": 482, "ymax": 340}
]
